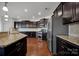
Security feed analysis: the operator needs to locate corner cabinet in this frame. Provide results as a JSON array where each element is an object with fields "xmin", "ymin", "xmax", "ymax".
[{"xmin": 56, "ymin": 37, "xmax": 79, "ymax": 56}]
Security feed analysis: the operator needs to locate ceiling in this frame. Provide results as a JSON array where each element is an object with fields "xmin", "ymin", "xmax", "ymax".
[{"xmin": 0, "ymin": 2, "xmax": 60, "ymax": 21}]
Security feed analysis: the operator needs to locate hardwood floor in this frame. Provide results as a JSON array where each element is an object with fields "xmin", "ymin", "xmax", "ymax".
[{"xmin": 26, "ymin": 37, "xmax": 52, "ymax": 56}]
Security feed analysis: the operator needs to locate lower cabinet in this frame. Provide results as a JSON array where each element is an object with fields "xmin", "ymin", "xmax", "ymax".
[
  {"xmin": 42, "ymin": 33, "xmax": 47, "ymax": 41},
  {"xmin": 56, "ymin": 37, "xmax": 79, "ymax": 56},
  {"xmin": 0, "ymin": 37, "xmax": 27, "ymax": 56}
]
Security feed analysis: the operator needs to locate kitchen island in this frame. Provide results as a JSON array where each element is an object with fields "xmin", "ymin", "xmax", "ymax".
[{"xmin": 0, "ymin": 32, "xmax": 27, "ymax": 56}]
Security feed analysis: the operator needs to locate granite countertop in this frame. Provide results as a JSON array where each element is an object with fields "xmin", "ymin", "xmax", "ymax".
[
  {"xmin": 0, "ymin": 32, "xmax": 27, "ymax": 47},
  {"xmin": 56, "ymin": 35, "xmax": 79, "ymax": 46}
]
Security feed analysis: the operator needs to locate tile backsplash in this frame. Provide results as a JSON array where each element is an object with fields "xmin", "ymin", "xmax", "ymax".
[{"xmin": 69, "ymin": 23, "xmax": 79, "ymax": 37}]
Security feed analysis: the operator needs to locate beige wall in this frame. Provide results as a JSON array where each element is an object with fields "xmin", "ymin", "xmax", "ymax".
[{"xmin": 69, "ymin": 23, "xmax": 79, "ymax": 37}]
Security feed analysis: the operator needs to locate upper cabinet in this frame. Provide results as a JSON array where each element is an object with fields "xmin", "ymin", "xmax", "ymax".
[
  {"xmin": 62, "ymin": 2, "xmax": 79, "ymax": 24},
  {"xmin": 14, "ymin": 21, "xmax": 38, "ymax": 28},
  {"xmin": 57, "ymin": 3, "xmax": 63, "ymax": 17},
  {"xmin": 14, "ymin": 18, "xmax": 48, "ymax": 28},
  {"xmin": 75, "ymin": 2, "xmax": 79, "ymax": 21},
  {"xmin": 53, "ymin": 3, "xmax": 63, "ymax": 17},
  {"xmin": 37, "ymin": 18, "xmax": 48, "ymax": 27},
  {"xmin": 53, "ymin": 2, "xmax": 79, "ymax": 25},
  {"xmin": 62, "ymin": 2, "xmax": 74, "ymax": 24}
]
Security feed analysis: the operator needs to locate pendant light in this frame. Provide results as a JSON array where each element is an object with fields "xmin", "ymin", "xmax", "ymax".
[
  {"xmin": 2, "ymin": 2, "xmax": 8, "ymax": 12},
  {"xmin": 4, "ymin": 14, "xmax": 8, "ymax": 18},
  {"xmin": 4, "ymin": 19, "xmax": 8, "ymax": 21},
  {"xmin": 2, "ymin": 2, "xmax": 9, "ymax": 21},
  {"xmin": 4, "ymin": 12, "xmax": 9, "ymax": 18}
]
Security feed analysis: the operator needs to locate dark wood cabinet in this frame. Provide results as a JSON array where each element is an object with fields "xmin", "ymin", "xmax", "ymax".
[
  {"xmin": 62, "ymin": 2, "xmax": 74, "ymax": 24},
  {"xmin": 56, "ymin": 37, "xmax": 79, "ymax": 56},
  {"xmin": 75, "ymin": 2, "xmax": 79, "ymax": 22},
  {"xmin": 53, "ymin": 2, "xmax": 76, "ymax": 24},
  {"xmin": 0, "ymin": 37, "xmax": 27, "ymax": 56},
  {"xmin": 62, "ymin": 2, "xmax": 79, "ymax": 24},
  {"xmin": 42, "ymin": 33, "xmax": 47, "ymax": 41},
  {"xmin": 54, "ymin": 3, "xmax": 63, "ymax": 17},
  {"xmin": 53, "ymin": 2, "xmax": 79, "ymax": 24},
  {"xmin": 57, "ymin": 3, "xmax": 63, "ymax": 17}
]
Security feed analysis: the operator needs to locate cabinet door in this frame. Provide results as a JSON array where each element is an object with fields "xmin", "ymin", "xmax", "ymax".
[
  {"xmin": 76, "ymin": 2, "xmax": 79, "ymax": 21},
  {"xmin": 54, "ymin": 3, "xmax": 62, "ymax": 17},
  {"xmin": 56, "ymin": 37, "xmax": 66, "ymax": 55},
  {"xmin": 57, "ymin": 37, "xmax": 79, "ymax": 56},
  {"xmin": 63, "ymin": 2, "xmax": 73, "ymax": 24},
  {"xmin": 53, "ymin": 9, "xmax": 58, "ymax": 17},
  {"xmin": 57, "ymin": 3, "xmax": 63, "ymax": 17},
  {"xmin": 65, "ymin": 42, "xmax": 79, "ymax": 56},
  {"xmin": 5, "ymin": 38, "xmax": 26, "ymax": 56}
]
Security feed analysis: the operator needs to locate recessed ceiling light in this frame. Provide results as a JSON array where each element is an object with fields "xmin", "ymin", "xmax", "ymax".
[
  {"xmin": 38, "ymin": 12, "xmax": 41, "ymax": 15},
  {"xmin": 2, "ymin": 6, "xmax": 8, "ymax": 11},
  {"xmin": 24, "ymin": 9, "xmax": 28, "ymax": 12},
  {"xmin": 5, "ymin": 19, "xmax": 8, "ymax": 21},
  {"xmin": 4, "ymin": 15, "xmax": 8, "ymax": 18},
  {"xmin": 32, "ymin": 16, "xmax": 35, "ymax": 19}
]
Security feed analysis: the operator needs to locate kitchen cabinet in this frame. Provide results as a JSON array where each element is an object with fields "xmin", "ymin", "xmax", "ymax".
[
  {"xmin": 62, "ymin": 2, "xmax": 79, "ymax": 24},
  {"xmin": 56, "ymin": 37, "xmax": 79, "ymax": 56},
  {"xmin": 53, "ymin": 9, "xmax": 58, "ymax": 17},
  {"xmin": 53, "ymin": 2, "xmax": 79, "ymax": 24},
  {"xmin": 54, "ymin": 3, "xmax": 63, "ymax": 17},
  {"xmin": 75, "ymin": 2, "xmax": 79, "ymax": 21},
  {"xmin": 14, "ymin": 21, "xmax": 38, "ymax": 28},
  {"xmin": 4, "ymin": 37, "xmax": 26, "ymax": 56},
  {"xmin": 53, "ymin": 2, "xmax": 79, "ymax": 25},
  {"xmin": 0, "ymin": 32, "xmax": 27, "ymax": 56},
  {"xmin": 37, "ymin": 18, "xmax": 48, "ymax": 27},
  {"xmin": 42, "ymin": 33, "xmax": 47, "ymax": 40},
  {"xmin": 63, "ymin": 2, "xmax": 74, "ymax": 24}
]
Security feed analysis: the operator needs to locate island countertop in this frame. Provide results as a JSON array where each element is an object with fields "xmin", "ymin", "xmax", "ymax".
[
  {"xmin": 0, "ymin": 32, "xmax": 27, "ymax": 47},
  {"xmin": 56, "ymin": 35, "xmax": 79, "ymax": 46}
]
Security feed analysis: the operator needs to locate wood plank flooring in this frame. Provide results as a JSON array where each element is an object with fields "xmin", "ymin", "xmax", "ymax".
[{"xmin": 26, "ymin": 38, "xmax": 52, "ymax": 56}]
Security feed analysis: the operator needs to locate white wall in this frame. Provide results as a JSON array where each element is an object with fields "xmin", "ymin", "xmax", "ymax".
[
  {"xmin": 0, "ymin": 18, "xmax": 15, "ymax": 32},
  {"xmin": 69, "ymin": 23, "xmax": 79, "ymax": 37}
]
